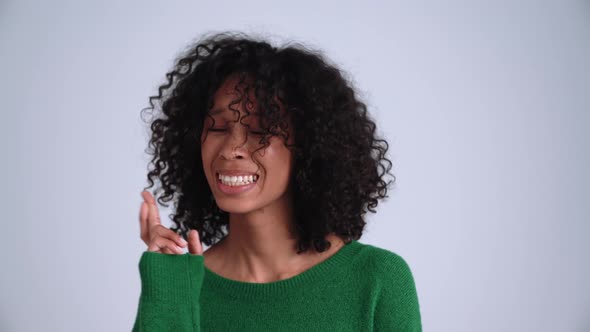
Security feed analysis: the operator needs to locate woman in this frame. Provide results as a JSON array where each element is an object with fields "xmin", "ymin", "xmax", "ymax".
[{"xmin": 132, "ymin": 31, "xmax": 422, "ymax": 331}]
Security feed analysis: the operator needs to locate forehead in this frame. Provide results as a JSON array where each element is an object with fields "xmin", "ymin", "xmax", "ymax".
[
  {"xmin": 207, "ymin": 107, "xmax": 262, "ymax": 120},
  {"xmin": 213, "ymin": 74, "xmax": 256, "ymax": 100},
  {"xmin": 209, "ymin": 79, "xmax": 261, "ymax": 118}
]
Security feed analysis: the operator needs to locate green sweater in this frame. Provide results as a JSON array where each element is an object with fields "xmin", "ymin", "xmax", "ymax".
[{"xmin": 131, "ymin": 239, "xmax": 422, "ymax": 331}]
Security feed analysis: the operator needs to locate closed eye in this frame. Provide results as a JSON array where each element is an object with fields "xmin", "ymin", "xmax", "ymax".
[
  {"xmin": 208, "ymin": 128, "xmax": 265, "ymax": 136},
  {"xmin": 208, "ymin": 128, "xmax": 265, "ymax": 135}
]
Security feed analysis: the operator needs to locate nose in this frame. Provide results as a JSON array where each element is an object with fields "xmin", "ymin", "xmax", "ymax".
[{"xmin": 219, "ymin": 123, "xmax": 249, "ymax": 160}]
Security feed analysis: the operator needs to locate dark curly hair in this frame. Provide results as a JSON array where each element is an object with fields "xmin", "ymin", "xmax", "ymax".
[{"xmin": 141, "ymin": 31, "xmax": 395, "ymax": 254}]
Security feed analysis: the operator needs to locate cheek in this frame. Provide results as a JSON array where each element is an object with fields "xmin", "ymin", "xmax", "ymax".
[
  {"xmin": 257, "ymin": 139, "xmax": 293, "ymax": 179},
  {"xmin": 200, "ymin": 139, "xmax": 216, "ymax": 175}
]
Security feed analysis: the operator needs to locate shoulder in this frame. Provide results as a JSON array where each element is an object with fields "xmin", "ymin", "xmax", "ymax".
[
  {"xmin": 353, "ymin": 242, "xmax": 423, "ymax": 330},
  {"xmin": 355, "ymin": 241, "xmax": 415, "ymax": 273},
  {"xmin": 353, "ymin": 241, "xmax": 418, "ymax": 288}
]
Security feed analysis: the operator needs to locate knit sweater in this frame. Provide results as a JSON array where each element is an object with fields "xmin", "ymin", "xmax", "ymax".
[{"xmin": 131, "ymin": 239, "xmax": 422, "ymax": 331}]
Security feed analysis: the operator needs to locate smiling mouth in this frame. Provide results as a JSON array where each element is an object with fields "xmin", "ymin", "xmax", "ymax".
[{"xmin": 216, "ymin": 172, "xmax": 260, "ymax": 186}]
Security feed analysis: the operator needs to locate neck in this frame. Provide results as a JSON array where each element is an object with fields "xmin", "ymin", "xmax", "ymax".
[{"xmin": 212, "ymin": 195, "xmax": 343, "ymax": 283}]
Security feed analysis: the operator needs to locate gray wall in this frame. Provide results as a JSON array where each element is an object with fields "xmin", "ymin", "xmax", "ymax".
[{"xmin": 1, "ymin": 0, "xmax": 588, "ymax": 331}]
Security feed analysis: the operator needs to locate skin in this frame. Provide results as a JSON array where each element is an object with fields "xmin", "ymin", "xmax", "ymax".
[{"xmin": 138, "ymin": 75, "xmax": 344, "ymax": 283}]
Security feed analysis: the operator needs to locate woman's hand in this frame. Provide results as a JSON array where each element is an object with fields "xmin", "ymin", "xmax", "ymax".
[{"xmin": 139, "ymin": 190, "xmax": 203, "ymax": 255}]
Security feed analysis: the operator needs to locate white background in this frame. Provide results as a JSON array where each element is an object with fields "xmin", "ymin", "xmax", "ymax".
[{"xmin": 1, "ymin": 1, "xmax": 588, "ymax": 331}]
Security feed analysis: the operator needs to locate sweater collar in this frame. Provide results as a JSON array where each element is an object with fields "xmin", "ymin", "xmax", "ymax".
[{"xmin": 202, "ymin": 239, "xmax": 364, "ymax": 300}]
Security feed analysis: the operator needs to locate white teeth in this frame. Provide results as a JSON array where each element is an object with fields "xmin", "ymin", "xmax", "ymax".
[{"xmin": 217, "ymin": 173, "xmax": 259, "ymax": 186}]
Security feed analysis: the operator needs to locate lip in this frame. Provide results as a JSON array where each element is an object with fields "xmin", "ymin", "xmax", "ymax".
[
  {"xmin": 216, "ymin": 169, "xmax": 259, "ymax": 177},
  {"xmin": 215, "ymin": 174, "xmax": 258, "ymax": 195}
]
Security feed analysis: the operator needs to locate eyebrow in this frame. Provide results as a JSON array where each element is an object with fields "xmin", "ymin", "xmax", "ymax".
[
  {"xmin": 209, "ymin": 108, "xmax": 224, "ymax": 115},
  {"xmin": 208, "ymin": 107, "xmax": 261, "ymax": 117}
]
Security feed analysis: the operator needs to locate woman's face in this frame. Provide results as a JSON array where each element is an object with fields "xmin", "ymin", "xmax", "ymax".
[{"xmin": 200, "ymin": 76, "xmax": 294, "ymax": 214}]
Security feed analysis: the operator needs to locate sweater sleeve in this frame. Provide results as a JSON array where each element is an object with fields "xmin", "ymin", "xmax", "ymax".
[
  {"xmin": 131, "ymin": 251, "xmax": 204, "ymax": 332},
  {"xmin": 373, "ymin": 253, "xmax": 422, "ymax": 332}
]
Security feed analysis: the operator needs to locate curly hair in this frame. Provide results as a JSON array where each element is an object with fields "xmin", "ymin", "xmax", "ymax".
[{"xmin": 141, "ymin": 31, "xmax": 395, "ymax": 254}]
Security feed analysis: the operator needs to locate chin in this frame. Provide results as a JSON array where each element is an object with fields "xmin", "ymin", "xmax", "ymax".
[{"xmin": 215, "ymin": 199, "xmax": 260, "ymax": 214}]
